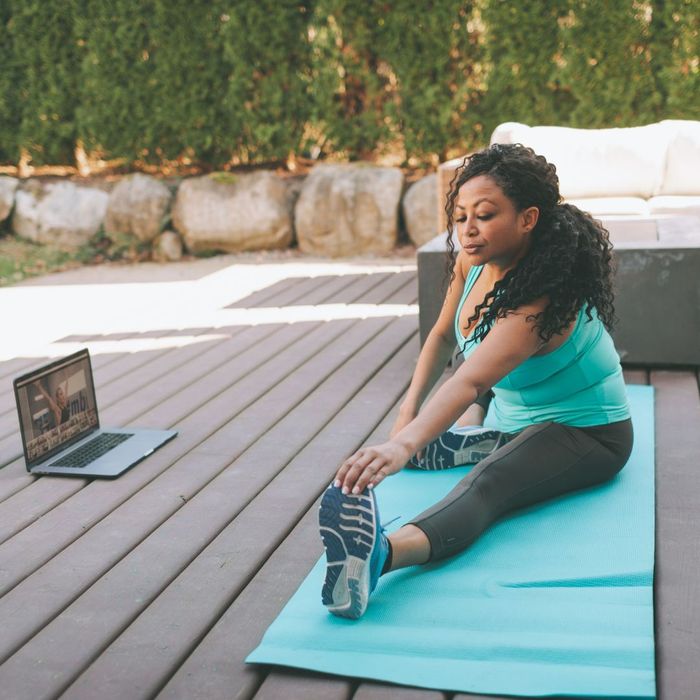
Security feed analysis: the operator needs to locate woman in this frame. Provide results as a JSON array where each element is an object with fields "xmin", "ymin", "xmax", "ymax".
[
  {"xmin": 318, "ymin": 143, "xmax": 633, "ymax": 620},
  {"xmin": 34, "ymin": 380, "xmax": 70, "ymax": 429}
]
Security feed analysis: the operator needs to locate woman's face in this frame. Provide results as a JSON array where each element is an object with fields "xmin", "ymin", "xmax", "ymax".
[
  {"xmin": 454, "ymin": 175, "xmax": 538, "ymax": 271},
  {"xmin": 56, "ymin": 387, "xmax": 66, "ymax": 407}
]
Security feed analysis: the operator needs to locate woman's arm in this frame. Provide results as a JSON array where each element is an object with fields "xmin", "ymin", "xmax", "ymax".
[
  {"xmin": 335, "ymin": 298, "xmax": 548, "ymax": 494},
  {"xmin": 390, "ymin": 253, "xmax": 469, "ymax": 436},
  {"xmin": 34, "ymin": 380, "xmax": 61, "ymax": 426}
]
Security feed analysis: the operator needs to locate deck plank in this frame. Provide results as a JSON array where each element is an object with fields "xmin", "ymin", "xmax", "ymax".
[
  {"xmin": 0, "ymin": 336, "xmax": 159, "ymax": 420},
  {"xmin": 148, "ymin": 342, "xmax": 417, "ymax": 700},
  {"xmin": 0, "ymin": 326, "xmax": 245, "ymax": 466},
  {"xmin": 0, "ymin": 326, "xmax": 200, "ymax": 449},
  {"xmin": 0, "ymin": 320, "xmax": 322, "ymax": 601},
  {"xmin": 226, "ymin": 272, "xmax": 372, "ymax": 309},
  {"xmin": 227, "ymin": 276, "xmax": 311, "ymax": 308},
  {"xmin": 320, "ymin": 273, "xmax": 392, "ymax": 304},
  {"xmin": 651, "ymin": 370, "xmax": 700, "ymax": 700},
  {"xmin": 0, "ymin": 270, "xmax": 416, "ymax": 668},
  {"xmin": 0, "ymin": 325, "xmax": 280, "ymax": 540},
  {"xmin": 355, "ymin": 270, "xmax": 416, "ymax": 305},
  {"xmin": 623, "ymin": 367, "xmax": 648, "ymax": 385},
  {"xmin": 13, "ymin": 325, "xmax": 418, "ymax": 698},
  {"xmin": 253, "ymin": 670, "xmax": 354, "ymax": 700},
  {"xmin": 0, "ymin": 325, "xmax": 278, "ymax": 499},
  {"xmin": 354, "ymin": 685, "xmax": 448, "ymax": 700}
]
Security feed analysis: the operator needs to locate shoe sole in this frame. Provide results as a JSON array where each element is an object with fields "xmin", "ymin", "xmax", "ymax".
[
  {"xmin": 319, "ymin": 486, "xmax": 377, "ymax": 619},
  {"xmin": 409, "ymin": 429, "xmax": 502, "ymax": 470}
]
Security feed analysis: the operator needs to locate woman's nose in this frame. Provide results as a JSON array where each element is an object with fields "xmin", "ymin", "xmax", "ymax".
[{"xmin": 463, "ymin": 218, "xmax": 478, "ymax": 236}]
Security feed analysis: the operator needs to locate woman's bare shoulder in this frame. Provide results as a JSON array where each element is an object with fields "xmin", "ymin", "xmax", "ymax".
[{"xmin": 455, "ymin": 248, "xmax": 471, "ymax": 285}]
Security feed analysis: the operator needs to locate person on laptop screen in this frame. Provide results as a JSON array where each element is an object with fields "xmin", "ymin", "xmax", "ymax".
[{"xmin": 33, "ymin": 380, "xmax": 71, "ymax": 430}]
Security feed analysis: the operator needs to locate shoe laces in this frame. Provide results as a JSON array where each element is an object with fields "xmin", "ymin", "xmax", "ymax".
[{"xmin": 380, "ymin": 514, "xmax": 401, "ymax": 532}]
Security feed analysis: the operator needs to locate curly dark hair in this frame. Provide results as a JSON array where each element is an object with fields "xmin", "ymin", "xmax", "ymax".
[{"xmin": 444, "ymin": 143, "xmax": 616, "ymax": 344}]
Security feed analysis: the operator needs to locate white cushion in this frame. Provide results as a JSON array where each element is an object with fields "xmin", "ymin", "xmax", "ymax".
[
  {"xmin": 566, "ymin": 197, "xmax": 650, "ymax": 216},
  {"xmin": 490, "ymin": 122, "xmax": 532, "ymax": 145},
  {"xmin": 657, "ymin": 120, "xmax": 700, "ymax": 195},
  {"xmin": 649, "ymin": 195, "xmax": 700, "ymax": 217},
  {"xmin": 597, "ymin": 217, "xmax": 658, "ymax": 243},
  {"xmin": 490, "ymin": 122, "xmax": 669, "ymax": 200}
]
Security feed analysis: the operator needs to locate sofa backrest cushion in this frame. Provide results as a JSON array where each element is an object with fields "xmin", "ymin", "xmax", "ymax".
[
  {"xmin": 490, "ymin": 122, "xmax": 668, "ymax": 200},
  {"xmin": 658, "ymin": 120, "xmax": 700, "ymax": 196}
]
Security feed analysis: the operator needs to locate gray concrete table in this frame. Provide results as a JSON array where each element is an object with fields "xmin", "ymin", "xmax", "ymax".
[{"xmin": 417, "ymin": 220, "xmax": 700, "ymax": 366}]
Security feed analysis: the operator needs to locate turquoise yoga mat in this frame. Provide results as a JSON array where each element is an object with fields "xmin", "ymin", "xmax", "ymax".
[{"xmin": 248, "ymin": 385, "xmax": 656, "ymax": 698}]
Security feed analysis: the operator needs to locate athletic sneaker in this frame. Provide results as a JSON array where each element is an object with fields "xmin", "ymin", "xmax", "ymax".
[
  {"xmin": 408, "ymin": 426, "xmax": 507, "ymax": 470},
  {"xmin": 318, "ymin": 484, "xmax": 389, "ymax": 619}
]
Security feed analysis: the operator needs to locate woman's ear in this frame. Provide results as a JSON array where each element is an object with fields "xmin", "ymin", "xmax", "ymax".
[{"xmin": 521, "ymin": 206, "xmax": 539, "ymax": 233}]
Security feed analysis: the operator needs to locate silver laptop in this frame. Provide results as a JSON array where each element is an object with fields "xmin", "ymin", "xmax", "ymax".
[{"xmin": 13, "ymin": 349, "xmax": 177, "ymax": 478}]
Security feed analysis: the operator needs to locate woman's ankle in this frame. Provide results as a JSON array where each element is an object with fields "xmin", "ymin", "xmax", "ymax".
[{"xmin": 387, "ymin": 525, "xmax": 431, "ymax": 571}]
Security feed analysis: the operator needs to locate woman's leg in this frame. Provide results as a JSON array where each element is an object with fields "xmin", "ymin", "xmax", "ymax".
[
  {"xmin": 409, "ymin": 391, "xmax": 506, "ymax": 470},
  {"xmin": 455, "ymin": 389, "xmax": 494, "ymax": 426},
  {"xmin": 454, "ymin": 402, "xmax": 487, "ymax": 427},
  {"xmin": 388, "ymin": 419, "xmax": 633, "ymax": 569}
]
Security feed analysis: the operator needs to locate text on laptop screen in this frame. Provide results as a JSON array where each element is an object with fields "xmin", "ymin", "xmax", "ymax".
[{"xmin": 15, "ymin": 352, "xmax": 98, "ymax": 464}]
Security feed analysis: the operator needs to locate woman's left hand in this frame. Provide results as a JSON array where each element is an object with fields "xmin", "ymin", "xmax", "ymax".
[{"xmin": 334, "ymin": 440, "xmax": 412, "ymax": 495}]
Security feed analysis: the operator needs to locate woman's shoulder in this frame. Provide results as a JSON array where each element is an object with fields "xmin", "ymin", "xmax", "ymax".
[{"xmin": 455, "ymin": 248, "xmax": 472, "ymax": 284}]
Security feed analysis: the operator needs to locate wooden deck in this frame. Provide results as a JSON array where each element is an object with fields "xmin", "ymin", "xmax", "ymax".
[{"xmin": 0, "ymin": 267, "xmax": 698, "ymax": 700}]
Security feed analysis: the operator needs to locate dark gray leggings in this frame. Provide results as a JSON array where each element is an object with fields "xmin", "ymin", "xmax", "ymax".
[{"xmin": 409, "ymin": 418, "xmax": 634, "ymax": 561}]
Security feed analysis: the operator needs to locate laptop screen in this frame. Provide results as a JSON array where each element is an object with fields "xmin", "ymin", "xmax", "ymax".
[{"xmin": 13, "ymin": 350, "xmax": 99, "ymax": 467}]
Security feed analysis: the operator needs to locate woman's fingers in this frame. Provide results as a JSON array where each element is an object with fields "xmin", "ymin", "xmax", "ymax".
[
  {"xmin": 339, "ymin": 454, "xmax": 383, "ymax": 494},
  {"xmin": 350, "ymin": 456, "xmax": 386, "ymax": 494},
  {"xmin": 333, "ymin": 441, "xmax": 410, "ymax": 494},
  {"xmin": 334, "ymin": 449, "xmax": 371, "ymax": 487}
]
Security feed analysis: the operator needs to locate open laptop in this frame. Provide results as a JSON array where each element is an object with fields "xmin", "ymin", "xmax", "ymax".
[{"xmin": 13, "ymin": 349, "xmax": 177, "ymax": 478}]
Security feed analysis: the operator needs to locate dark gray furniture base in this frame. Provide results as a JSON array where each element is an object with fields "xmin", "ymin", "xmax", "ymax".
[{"xmin": 418, "ymin": 232, "xmax": 700, "ymax": 366}]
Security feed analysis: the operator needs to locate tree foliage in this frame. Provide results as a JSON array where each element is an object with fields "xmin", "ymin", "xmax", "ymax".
[{"xmin": 0, "ymin": 1, "xmax": 697, "ymax": 168}]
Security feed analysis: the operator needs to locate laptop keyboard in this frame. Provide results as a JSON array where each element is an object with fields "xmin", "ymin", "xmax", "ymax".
[{"xmin": 50, "ymin": 432, "xmax": 133, "ymax": 468}]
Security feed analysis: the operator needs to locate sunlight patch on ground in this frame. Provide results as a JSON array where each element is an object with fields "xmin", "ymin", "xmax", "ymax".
[
  {"xmin": 33, "ymin": 334, "xmax": 231, "ymax": 359},
  {"xmin": 9, "ymin": 304, "xmax": 418, "ymax": 359},
  {"xmin": 1, "ymin": 259, "xmax": 418, "ymax": 361}
]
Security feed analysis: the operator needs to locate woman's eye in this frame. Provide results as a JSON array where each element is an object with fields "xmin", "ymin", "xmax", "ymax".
[
  {"xmin": 455, "ymin": 216, "xmax": 466, "ymax": 223},
  {"xmin": 477, "ymin": 214, "xmax": 493, "ymax": 221}
]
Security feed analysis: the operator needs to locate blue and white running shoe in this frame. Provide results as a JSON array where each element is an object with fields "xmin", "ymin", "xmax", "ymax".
[
  {"xmin": 408, "ymin": 426, "xmax": 508, "ymax": 470},
  {"xmin": 319, "ymin": 484, "xmax": 389, "ymax": 619}
]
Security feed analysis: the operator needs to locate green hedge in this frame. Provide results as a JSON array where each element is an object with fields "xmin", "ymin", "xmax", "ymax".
[
  {"xmin": 558, "ymin": 1, "xmax": 661, "ymax": 127},
  {"xmin": 220, "ymin": 1, "xmax": 313, "ymax": 163},
  {"xmin": 76, "ymin": 1, "xmax": 157, "ymax": 162},
  {"xmin": 0, "ymin": 1, "xmax": 697, "ymax": 168},
  {"xmin": 4, "ymin": 0, "xmax": 84, "ymax": 164},
  {"xmin": 0, "ymin": 2, "xmax": 20, "ymax": 163},
  {"xmin": 655, "ymin": 0, "xmax": 700, "ymax": 116},
  {"xmin": 480, "ymin": 0, "xmax": 575, "ymax": 136}
]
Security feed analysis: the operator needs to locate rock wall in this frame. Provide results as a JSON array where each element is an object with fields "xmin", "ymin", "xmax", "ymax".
[{"xmin": 2, "ymin": 165, "xmax": 439, "ymax": 259}]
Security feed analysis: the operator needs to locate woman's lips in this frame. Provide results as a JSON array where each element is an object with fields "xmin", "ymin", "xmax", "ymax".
[{"xmin": 463, "ymin": 244, "xmax": 483, "ymax": 253}]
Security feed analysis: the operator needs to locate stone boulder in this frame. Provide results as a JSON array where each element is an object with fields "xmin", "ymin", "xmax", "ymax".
[
  {"xmin": 12, "ymin": 180, "xmax": 109, "ymax": 250},
  {"xmin": 402, "ymin": 173, "xmax": 438, "ymax": 246},
  {"xmin": 0, "ymin": 176, "xmax": 18, "ymax": 223},
  {"xmin": 173, "ymin": 171, "xmax": 295, "ymax": 254},
  {"xmin": 104, "ymin": 173, "xmax": 172, "ymax": 242},
  {"xmin": 295, "ymin": 164, "xmax": 404, "ymax": 257},
  {"xmin": 152, "ymin": 230, "xmax": 183, "ymax": 262}
]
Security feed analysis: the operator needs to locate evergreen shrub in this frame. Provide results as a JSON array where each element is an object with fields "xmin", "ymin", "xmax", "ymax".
[{"xmin": 0, "ymin": 1, "xmax": 697, "ymax": 168}]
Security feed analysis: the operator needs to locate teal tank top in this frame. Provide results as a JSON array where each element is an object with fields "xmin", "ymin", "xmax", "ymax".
[{"xmin": 455, "ymin": 265, "xmax": 630, "ymax": 433}]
